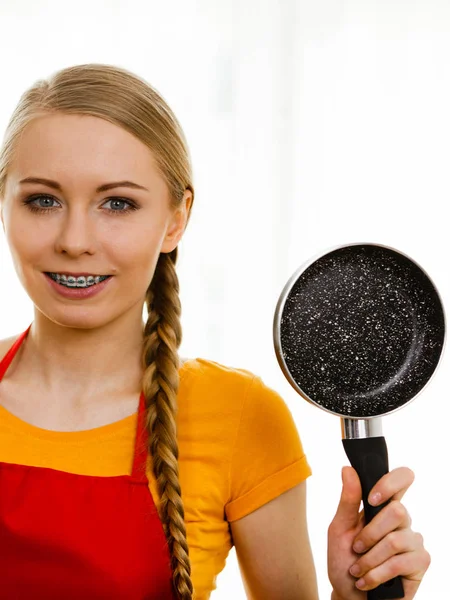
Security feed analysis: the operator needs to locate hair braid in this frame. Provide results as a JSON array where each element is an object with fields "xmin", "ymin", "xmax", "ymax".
[{"xmin": 141, "ymin": 249, "xmax": 193, "ymax": 600}]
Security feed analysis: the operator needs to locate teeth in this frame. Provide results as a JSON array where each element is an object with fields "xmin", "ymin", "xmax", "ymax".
[{"xmin": 48, "ymin": 273, "xmax": 109, "ymax": 288}]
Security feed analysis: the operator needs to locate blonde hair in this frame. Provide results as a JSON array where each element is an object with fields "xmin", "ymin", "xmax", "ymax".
[{"xmin": 0, "ymin": 64, "xmax": 194, "ymax": 599}]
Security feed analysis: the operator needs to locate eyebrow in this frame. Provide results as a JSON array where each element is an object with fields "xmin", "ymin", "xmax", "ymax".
[{"xmin": 18, "ymin": 177, "xmax": 149, "ymax": 193}]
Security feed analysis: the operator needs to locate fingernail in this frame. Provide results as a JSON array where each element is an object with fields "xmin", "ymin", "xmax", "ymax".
[
  {"xmin": 355, "ymin": 578, "xmax": 366, "ymax": 589},
  {"xmin": 349, "ymin": 563, "xmax": 361, "ymax": 577},
  {"xmin": 353, "ymin": 540, "xmax": 365, "ymax": 553},
  {"xmin": 370, "ymin": 492, "xmax": 382, "ymax": 505}
]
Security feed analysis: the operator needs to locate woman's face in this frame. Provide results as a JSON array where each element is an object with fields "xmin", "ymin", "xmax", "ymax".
[{"xmin": 0, "ymin": 113, "xmax": 189, "ymax": 330}]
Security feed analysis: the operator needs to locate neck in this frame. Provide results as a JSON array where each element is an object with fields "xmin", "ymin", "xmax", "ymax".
[{"xmin": 14, "ymin": 309, "xmax": 146, "ymax": 405}]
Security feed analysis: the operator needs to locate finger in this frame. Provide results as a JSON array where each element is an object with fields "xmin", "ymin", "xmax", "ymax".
[
  {"xmin": 331, "ymin": 467, "xmax": 363, "ymax": 532},
  {"xmin": 353, "ymin": 501, "xmax": 411, "ymax": 553},
  {"xmin": 368, "ymin": 467, "xmax": 415, "ymax": 506},
  {"xmin": 349, "ymin": 530, "xmax": 422, "ymax": 579},
  {"xmin": 352, "ymin": 548, "xmax": 431, "ymax": 591}
]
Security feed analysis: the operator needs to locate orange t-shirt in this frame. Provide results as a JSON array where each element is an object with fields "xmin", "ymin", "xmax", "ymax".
[{"xmin": 0, "ymin": 354, "xmax": 312, "ymax": 598}]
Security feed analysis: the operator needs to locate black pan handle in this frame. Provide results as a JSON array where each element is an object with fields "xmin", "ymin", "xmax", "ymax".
[{"xmin": 342, "ymin": 437, "xmax": 405, "ymax": 599}]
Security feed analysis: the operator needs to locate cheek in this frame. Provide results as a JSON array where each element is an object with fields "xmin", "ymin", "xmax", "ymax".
[
  {"xmin": 5, "ymin": 208, "xmax": 47, "ymax": 258},
  {"xmin": 7, "ymin": 222, "xmax": 53, "ymax": 267},
  {"xmin": 6, "ymin": 222, "xmax": 37, "ymax": 267},
  {"xmin": 110, "ymin": 228, "xmax": 165, "ymax": 273}
]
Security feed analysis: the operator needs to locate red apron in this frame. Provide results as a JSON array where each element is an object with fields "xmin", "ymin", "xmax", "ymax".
[{"xmin": 0, "ymin": 325, "xmax": 176, "ymax": 599}]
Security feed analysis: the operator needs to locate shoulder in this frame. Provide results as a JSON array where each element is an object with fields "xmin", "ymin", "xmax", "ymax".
[
  {"xmin": 181, "ymin": 361, "xmax": 303, "ymax": 448},
  {"xmin": 180, "ymin": 357, "xmax": 256, "ymax": 388},
  {"xmin": 179, "ymin": 357, "xmax": 289, "ymax": 420},
  {"xmin": 178, "ymin": 358, "xmax": 262, "ymax": 427}
]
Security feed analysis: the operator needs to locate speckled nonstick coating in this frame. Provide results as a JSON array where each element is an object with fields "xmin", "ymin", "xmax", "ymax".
[{"xmin": 275, "ymin": 243, "xmax": 445, "ymax": 419}]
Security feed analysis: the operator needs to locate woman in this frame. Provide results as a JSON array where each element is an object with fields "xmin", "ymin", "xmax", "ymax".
[{"xmin": 0, "ymin": 64, "xmax": 429, "ymax": 599}]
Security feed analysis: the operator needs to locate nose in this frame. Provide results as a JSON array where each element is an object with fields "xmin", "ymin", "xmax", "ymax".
[{"xmin": 54, "ymin": 206, "xmax": 96, "ymax": 257}]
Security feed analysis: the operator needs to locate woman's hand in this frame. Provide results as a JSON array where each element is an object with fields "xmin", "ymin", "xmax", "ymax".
[{"xmin": 327, "ymin": 466, "xmax": 430, "ymax": 599}]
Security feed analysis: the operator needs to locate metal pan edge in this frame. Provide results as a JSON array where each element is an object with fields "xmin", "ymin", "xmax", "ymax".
[{"xmin": 273, "ymin": 241, "xmax": 447, "ymax": 420}]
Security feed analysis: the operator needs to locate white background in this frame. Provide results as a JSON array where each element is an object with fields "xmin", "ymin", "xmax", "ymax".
[{"xmin": 0, "ymin": 1, "xmax": 448, "ymax": 597}]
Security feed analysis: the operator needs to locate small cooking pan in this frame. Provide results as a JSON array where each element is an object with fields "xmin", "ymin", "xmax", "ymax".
[{"xmin": 273, "ymin": 243, "xmax": 445, "ymax": 600}]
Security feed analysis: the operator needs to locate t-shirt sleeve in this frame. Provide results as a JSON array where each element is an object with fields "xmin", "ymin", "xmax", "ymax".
[{"xmin": 225, "ymin": 375, "xmax": 312, "ymax": 522}]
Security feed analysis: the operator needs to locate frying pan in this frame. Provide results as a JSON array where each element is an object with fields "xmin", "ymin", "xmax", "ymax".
[{"xmin": 273, "ymin": 242, "xmax": 445, "ymax": 600}]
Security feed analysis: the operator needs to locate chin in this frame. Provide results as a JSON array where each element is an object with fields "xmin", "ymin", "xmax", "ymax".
[{"xmin": 35, "ymin": 305, "xmax": 116, "ymax": 331}]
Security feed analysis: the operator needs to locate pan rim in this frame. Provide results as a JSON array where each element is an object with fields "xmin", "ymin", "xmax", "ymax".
[{"xmin": 273, "ymin": 241, "xmax": 447, "ymax": 420}]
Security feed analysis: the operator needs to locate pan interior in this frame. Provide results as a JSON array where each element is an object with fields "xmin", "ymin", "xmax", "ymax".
[{"xmin": 280, "ymin": 245, "xmax": 445, "ymax": 417}]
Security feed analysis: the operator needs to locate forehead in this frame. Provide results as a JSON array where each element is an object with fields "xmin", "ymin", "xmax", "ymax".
[{"xmin": 8, "ymin": 113, "xmax": 163, "ymax": 191}]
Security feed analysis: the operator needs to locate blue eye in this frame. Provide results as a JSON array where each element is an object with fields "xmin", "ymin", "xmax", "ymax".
[
  {"xmin": 24, "ymin": 195, "xmax": 60, "ymax": 212},
  {"xmin": 103, "ymin": 198, "xmax": 138, "ymax": 214},
  {"xmin": 23, "ymin": 194, "xmax": 139, "ymax": 215}
]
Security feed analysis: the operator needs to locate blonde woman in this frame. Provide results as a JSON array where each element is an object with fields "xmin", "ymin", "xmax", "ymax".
[{"xmin": 0, "ymin": 64, "xmax": 429, "ymax": 600}]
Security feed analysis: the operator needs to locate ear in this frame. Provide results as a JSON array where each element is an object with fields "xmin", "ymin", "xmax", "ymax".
[{"xmin": 161, "ymin": 190, "xmax": 193, "ymax": 253}]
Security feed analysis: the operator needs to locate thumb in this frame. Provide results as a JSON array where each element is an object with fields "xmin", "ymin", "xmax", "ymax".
[{"xmin": 331, "ymin": 466, "xmax": 363, "ymax": 532}]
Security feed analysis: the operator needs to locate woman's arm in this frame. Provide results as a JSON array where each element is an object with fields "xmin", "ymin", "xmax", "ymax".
[{"xmin": 230, "ymin": 481, "xmax": 319, "ymax": 600}]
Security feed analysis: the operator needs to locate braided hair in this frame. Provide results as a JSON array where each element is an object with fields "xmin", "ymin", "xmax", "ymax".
[{"xmin": 142, "ymin": 249, "xmax": 193, "ymax": 599}]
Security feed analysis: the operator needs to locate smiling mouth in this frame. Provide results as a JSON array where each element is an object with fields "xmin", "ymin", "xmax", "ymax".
[{"xmin": 45, "ymin": 273, "xmax": 112, "ymax": 288}]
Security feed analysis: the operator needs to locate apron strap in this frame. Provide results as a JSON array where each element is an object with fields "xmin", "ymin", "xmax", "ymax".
[
  {"xmin": 0, "ymin": 324, "xmax": 32, "ymax": 381},
  {"xmin": 131, "ymin": 391, "xmax": 150, "ymax": 483}
]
